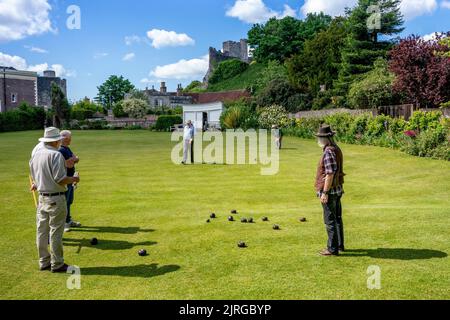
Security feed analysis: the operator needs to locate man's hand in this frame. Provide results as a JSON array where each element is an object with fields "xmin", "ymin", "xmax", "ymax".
[
  {"xmin": 73, "ymin": 156, "xmax": 80, "ymax": 164},
  {"xmin": 72, "ymin": 176, "xmax": 80, "ymax": 184},
  {"xmin": 320, "ymin": 193, "xmax": 329, "ymax": 204},
  {"xmin": 30, "ymin": 183, "xmax": 37, "ymax": 192},
  {"xmin": 66, "ymin": 158, "xmax": 75, "ymax": 168},
  {"xmin": 189, "ymin": 139, "xmax": 193, "ymax": 144}
]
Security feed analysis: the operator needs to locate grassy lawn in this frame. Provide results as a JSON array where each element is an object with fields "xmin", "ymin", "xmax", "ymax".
[{"xmin": 0, "ymin": 130, "xmax": 448, "ymax": 300}]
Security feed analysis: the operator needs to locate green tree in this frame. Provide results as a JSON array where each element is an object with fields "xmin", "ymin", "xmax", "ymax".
[
  {"xmin": 96, "ymin": 75, "xmax": 135, "ymax": 109},
  {"xmin": 51, "ymin": 83, "xmax": 70, "ymax": 128},
  {"xmin": 184, "ymin": 80, "xmax": 203, "ymax": 93},
  {"xmin": 209, "ymin": 59, "xmax": 248, "ymax": 84},
  {"xmin": 348, "ymin": 58, "xmax": 400, "ymax": 109},
  {"xmin": 254, "ymin": 60, "xmax": 288, "ymax": 93},
  {"xmin": 248, "ymin": 14, "xmax": 332, "ymax": 63},
  {"xmin": 335, "ymin": 0, "xmax": 404, "ymax": 96},
  {"xmin": 287, "ymin": 17, "xmax": 349, "ymax": 95}
]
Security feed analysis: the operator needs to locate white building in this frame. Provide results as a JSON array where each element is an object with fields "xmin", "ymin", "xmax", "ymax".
[{"xmin": 182, "ymin": 102, "xmax": 224, "ymax": 131}]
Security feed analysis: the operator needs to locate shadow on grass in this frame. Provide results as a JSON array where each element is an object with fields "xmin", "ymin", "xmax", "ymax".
[
  {"xmin": 342, "ymin": 248, "xmax": 447, "ymax": 260},
  {"xmin": 64, "ymin": 238, "xmax": 157, "ymax": 251},
  {"xmin": 80, "ymin": 263, "xmax": 180, "ymax": 278},
  {"xmin": 70, "ymin": 226, "xmax": 155, "ymax": 234}
]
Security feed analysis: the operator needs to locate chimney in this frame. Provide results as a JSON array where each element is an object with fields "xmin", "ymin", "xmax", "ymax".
[
  {"xmin": 160, "ymin": 82, "xmax": 167, "ymax": 94},
  {"xmin": 177, "ymin": 84, "xmax": 183, "ymax": 96}
]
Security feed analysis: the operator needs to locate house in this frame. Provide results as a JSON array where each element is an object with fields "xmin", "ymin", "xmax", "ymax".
[
  {"xmin": 0, "ymin": 67, "xmax": 38, "ymax": 112},
  {"xmin": 182, "ymin": 102, "xmax": 224, "ymax": 131}
]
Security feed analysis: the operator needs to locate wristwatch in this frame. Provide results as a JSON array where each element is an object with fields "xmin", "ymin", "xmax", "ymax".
[{"xmin": 322, "ymin": 190, "xmax": 329, "ymax": 195}]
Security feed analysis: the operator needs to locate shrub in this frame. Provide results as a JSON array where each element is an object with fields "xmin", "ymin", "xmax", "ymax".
[
  {"xmin": 220, "ymin": 102, "xmax": 258, "ymax": 130},
  {"xmin": 113, "ymin": 101, "xmax": 128, "ymax": 118},
  {"xmin": 258, "ymin": 105, "xmax": 289, "ymax": 129},
  {"xmin": 348, "ymin": 59, "xmax": 399, "ymax": 109},
  {"xmin": 407, "ymin": 111, "xmax": 443, "ymax": 132},
  {"xmin": 155, "ymin": 115, "xmax": 183, "ymax": 131},
  {"xmin": 209, "ymin": 59, "xmax": 248, "ymax": 84},
  {"xmin": 0, "ymin": 103, "xmax": 46, "ymax": 132},
  {"xmin": 122, "ymin": 98, "xmax": 149, "ymax": 119},
  {"xmin": 71, "ymin": 100, "xmax": 103, "ymax": 120},
  {"xmin": 255, "ymin": 78, "xmax": 299, "ymax": 112}
]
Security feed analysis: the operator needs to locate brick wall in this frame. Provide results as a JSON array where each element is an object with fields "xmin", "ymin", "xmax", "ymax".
[{"xmin": 0, "ymin": 78, "xmax": 37, "ymax": 111}]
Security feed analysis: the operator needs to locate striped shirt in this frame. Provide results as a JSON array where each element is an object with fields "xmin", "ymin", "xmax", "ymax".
[{"xmin": 320, "ymin": 147, "xmax": 344, "ymax": 197}]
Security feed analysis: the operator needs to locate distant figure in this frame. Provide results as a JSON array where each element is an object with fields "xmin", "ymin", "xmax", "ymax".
[
  {"xmin": 272, "ymin": 125, "xmax": 283, "ymax": 149},
  {"xmin": 29, "ymin": 127, "xmax": 80, "ymax": 273},
  {"xmin": 182, "ymin": 120, "xmax": 195, "ymax": 165},
  {"xmin": 59, "ymin": 130, "xmax": 81, "ymax": 232},
  {"xmin": 314, "ymin": 125, "xmax": 345, "ymax": 257}
]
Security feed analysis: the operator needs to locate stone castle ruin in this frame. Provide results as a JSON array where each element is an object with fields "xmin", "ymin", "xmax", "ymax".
[{"xmin": 203, "ymin": 39, "xmax": 251, "ymax": 86}]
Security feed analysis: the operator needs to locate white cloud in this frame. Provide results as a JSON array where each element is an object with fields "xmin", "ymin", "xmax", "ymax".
[
  {"xmin": 149, "ymin": 55, "xmax": 209, "ymax": 80},
  {"xmin": 122, "ymin": 53, "xmax": 135, "ymax": 61},
  {"xmin": 94, "ymin": 52, "xmax": 109, "ymax": 59},
  {"xmin": 140, "ymin": 78, "xmax": 162, "ymax": 84},
  {"xmin": 146, "ymin": 29, "xmax": 195, "ymax": 49},
  {"xmin": 125, "ymin": 35, "xmax": 143, "ymax": 46},
  {"xmin": 0, "ymin": 0, "xmax": 54, "ymax": 42},
  {"xmin": 226, "ymin": 0, "xmax": 297, "ymax": 23},
  {"xmin": 301, "ymin": 0, "xmax": 438, "ymax": 21},
  {"xmin": 442, "ymin": 0, "xmax": 450, "ymax": 9},
  {"xmin": 400, "ymin": 0, "xmax": 437, "ymax": 20},
  {"xmin": 25, "ymin": 45, "xmax": 48, "ymax": 54},
  {"xmin": 0, "ymin": 52, "xmax": 75, "ymax": 77},
  {"xmin": 422, "ymin": 32, "xmax": 444, "ymax": 41},
  {"xmin": 301, "ymin": 0, "xmax": 356, "ymax": 17},
  {"xmin": 0, "ymin": 52, "xmax": 28, "ymax": 70}
]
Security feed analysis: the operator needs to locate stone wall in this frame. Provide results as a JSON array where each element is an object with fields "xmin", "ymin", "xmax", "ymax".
[{"xmin": 37, "ymin": 77, "xmax": 67, "ymax": 108}]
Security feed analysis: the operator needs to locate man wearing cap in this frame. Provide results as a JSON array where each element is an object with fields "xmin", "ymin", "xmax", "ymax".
[
  {"xmin": 182, "ymin": 120, "xmax": 195, "ymax": 165},
  {"xmin": 314, "ymin": 125, "xmax": 345, "ymax": 256},
  {"xmin": 29, "ymin": 127, "xmax": 80, "ymax": 272},
  {"xmin": 59, "ymin": 130, "xmax": 81, "ymax": 232}
]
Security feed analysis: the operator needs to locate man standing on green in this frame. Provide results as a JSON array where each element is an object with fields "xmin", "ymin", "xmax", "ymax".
[
  {"xmin": 59, "ymin": 130, "xmax": 81, "ymax": 232},
  {"xmin": 30, "ymin": 127, "xmax": 80, "ymax": 272},
  {"xmin": 314, "ymin": 125, "xmax": 345, "ymax": 256}
]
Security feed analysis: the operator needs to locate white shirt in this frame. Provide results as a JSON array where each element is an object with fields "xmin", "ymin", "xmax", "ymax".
[
  {"xmin": 31, "ymin": 142, "xmax": 44, "ymax": 158},
  {"xmin": 183, "ymin": 125, "xmax": 195, "ymax": 141},
  {"xmin": 29, "ymin": 144, "xmax": 67, "ymax": 193}
]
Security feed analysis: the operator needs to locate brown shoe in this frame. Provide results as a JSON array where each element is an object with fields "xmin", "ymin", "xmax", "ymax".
[
  {"xmin": 40, "ymin": 265, "xmax": 51, "ymax": 271},
  {"xmin": 52, "ymin": 264, "xmax": 70, "ymax": 273},
  {"xmin": 319, "ymin": 249, "xmax": 339, "ymax": 256}
]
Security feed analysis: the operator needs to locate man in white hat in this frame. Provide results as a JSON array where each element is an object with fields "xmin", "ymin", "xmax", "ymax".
[{"xmin": 29, "ymin": 127, "xmax": 80, "ymax": 273}]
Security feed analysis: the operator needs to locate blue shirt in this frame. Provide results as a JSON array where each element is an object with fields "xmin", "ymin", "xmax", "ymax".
[{"xmin": 59, "ymin": 145, "xmax": 75, "ymax": 177}]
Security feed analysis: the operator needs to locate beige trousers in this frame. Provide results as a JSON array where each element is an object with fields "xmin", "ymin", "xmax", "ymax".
[{"xmin": 36, "ymin": 194, "xmax": 67, "ymax": 269}]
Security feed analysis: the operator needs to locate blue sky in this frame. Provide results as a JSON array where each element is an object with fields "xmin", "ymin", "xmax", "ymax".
[{"xmin": 0, "ymin": 0, "xmax": 449, "ymax": 102}]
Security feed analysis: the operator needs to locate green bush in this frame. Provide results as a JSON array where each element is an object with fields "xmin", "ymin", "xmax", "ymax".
[
  {"xmin": 0, "ymin": 103, "xmax": 46, "ymax": 132},
  {"xmin": 209, "ymin": 59, "xmax": 249, "ymax": 85},
  {"xmin": 347, "ymin": 59, "xmax": 399, "ymax": 109},
  {"xmin": 220, "ymin": 103, "xmax": 258, "ymax": 130},
  {"xmin": 258, "ymin": 105, "xmax": 289, "ymax": 129},
  {"xmin": 112, "ymin": 101, "xmax": 128, "ymax": 118},
  {"xmin": 71, "ymin": 100, "xmax": 103, "ymax": 120},
  {"xmin": 407, "ymin": 111, "xmax": 443, "ymax": 132},
  {"xmin": 287, "ymin": 111, "xmax": 448, "ymax": 160},
  {"xmin": 155, "ymin": 115, "xmax": 183, "ymax": 131}
]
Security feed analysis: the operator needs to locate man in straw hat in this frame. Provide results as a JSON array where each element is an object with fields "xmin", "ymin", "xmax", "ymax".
[
  {"xmin": 29, "ymin": 127, "xmax": 80, "ymax": 272},
  {"xmin": 314, "ymin": 125, "xmax": 345, "ymax": 256}
]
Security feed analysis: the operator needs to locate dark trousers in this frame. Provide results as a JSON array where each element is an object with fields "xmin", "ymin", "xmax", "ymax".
[
  {"xmin": 65, "ymin": 184, "xmax": 74, "ymax": 223},
  {"xmin": 191, "ymin": 140, "xmax": 194, "ymax": 163},
  {"xmin": 322, "ymin": 194, "xmax": 344, "ymax": 254}
]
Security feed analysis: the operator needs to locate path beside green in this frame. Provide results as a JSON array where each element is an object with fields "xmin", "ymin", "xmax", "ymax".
[{"xmin": 0, "ymin": 130, "xmax": 448, "ymax": 299}]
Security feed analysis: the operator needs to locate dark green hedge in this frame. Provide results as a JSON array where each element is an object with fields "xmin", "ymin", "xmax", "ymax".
[
  {"xmin": 0, "ymin": 103, "xmax": 46, "ymax": 132},
  {"xmin": 155, "ymin": 115, "xmax": 183, "ymax": 131}
]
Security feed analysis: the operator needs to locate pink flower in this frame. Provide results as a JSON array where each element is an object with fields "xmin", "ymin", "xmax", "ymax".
[{"xmin": 404, "ymin": 130, "xmax": 417, "ymax": 138}]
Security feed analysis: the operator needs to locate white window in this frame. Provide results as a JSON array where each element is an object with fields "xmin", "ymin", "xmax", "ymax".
[{"xmin": 11, "ymin": 93, "xmax": 17, "ymax": 103}]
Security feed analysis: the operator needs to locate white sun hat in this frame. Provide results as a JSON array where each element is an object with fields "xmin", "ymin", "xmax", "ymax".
[{"xmin": 38, "ymin": 127, "xmax": 64, "ymax": 142}]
